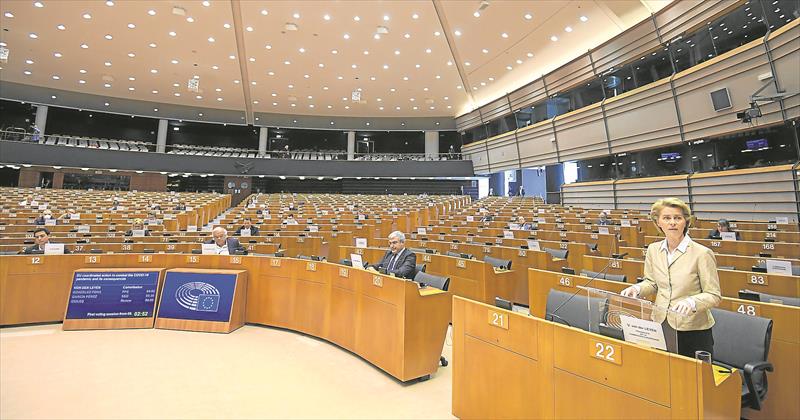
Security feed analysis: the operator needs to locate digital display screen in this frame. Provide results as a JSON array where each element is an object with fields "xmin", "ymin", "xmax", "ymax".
[
  {"xmin": 660, "ymin": 152, "xmax": 681, "ymax": 160},
  {"xmin": 746, "ymin": 139, "xmax": 768, "ymax": 149},
  {"xmin": 65, "ymin": 271, "xmax": 160, "ymax": 319}
]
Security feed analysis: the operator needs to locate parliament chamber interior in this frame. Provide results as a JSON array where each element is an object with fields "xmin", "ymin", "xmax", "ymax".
[{"xmin": 0, "ymin": 0, "xmax": 798, "ymax": 419}]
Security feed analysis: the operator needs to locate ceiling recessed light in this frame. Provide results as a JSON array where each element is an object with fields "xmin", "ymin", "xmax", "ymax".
[
  {"xmin": 104, "ymin": 61, "xmax": 112, "ymax": 66},
  {"xmin": 331, "ymin": 49, "xmax": 338, "ymax": 54},
  {"xmin": 323, "ymin": 14, "xmax": 331, "ymax": 21},
  {"xmin": 516, "ymin": 59, "xmax": 522, "ymax": 64},
  {"xmin": 167, "ymin": 31, "xmax": 176, "ymax": 37},
  {"xmin": 501, "ymin": 32, "xmax": 509, "ymax": 38},
  {"xmin": 403, "ymin": 33, "xmax": 411, "ymax": 39},
  {"xmin": 337, "ymin": 76, "xmax": 343, "ymax": 80},
  {"xmin": 196, "ymin": 95, "xmax": 202, "ymax": 99},
  {"xmin": 128, "ymin": 87, "xmax": 135, "ymax": 91},
  {"xmin": 29, "ymin": 33, "xmax": 38, "ymax": 39},
  {"xmin": 152, "ymin": 90, "xmax": 158, "ymax": 94},
  {"xmin": 127, "ymin": 23, "xmax": 135, "ymax": 29},
  {"xmin": 506, "ymin": 65, "xmax": 512, "ymax": 70},
  {"xmin": 304, "ymin": 74, "xmax": 310, "ymax": 78},
  {"xmin": 56, "ymin": 24, "xmax": 65, "ymax": 30},
  {"xmin": 412, "ymin": 13, "xmax": 419, "ymax": 19},
  {"xmin": 4, "ymin": 12, "xmax": 13, "ymax": 18},
  {"xmin": 223, "ymin": 23, "xmax": 231, "ymax": 29},
  {"xmin": 79, "ymin": 69, "xmax": 87, "ymax": 73},
  {"xmin": 454, "ymin": 30, "xmax": 462, "ymax": 36},
  {"xmin": 251, "ymin": 81, "xmax": 257, "ymax": 85},
  {"xmin": 527, "ymin": 52, "xmax": 533, "ymax": 57},
  {"xmin": 482, "ymin": 48, "xmax": 488, "ymax": 54},
  {"xmin": 202, "ymin": 0, "xmax": 210, "ymax": 6},
  {"xmin": 51, "ymin": 75, "xmax": 60, "ymax": 80},
  {"xmin": 186, "ymin": 16, "xmax": 194, "ymax": 22},
  {"xmin": 127, "ymin": 52, "xmax": 136, "ymax": 57},
  {"xmin": 174, "ymin": 92, "xmax": 180, "ymax": 96},
  {"xmin": 128, "ymin": 76, "xmax": 136, "ymax": 81},
  {"xmin": 351, "ymin": 64, "xmax": 357, "ymax": 68},
  {"xmin": 363, "ymin": 50, "xmax": 369, "ymax": 55},
  {"xmin": 373, "ymin": 33, "xmax": 381, "ymax": 40},
  {"xmin": 249, "ymin": 57, "xmax": 256, "ymax": 62},
  {"xmin": 564, "ymin": 26, "xmax": 573, "ymax": 32},
  {"xmin": 208, "ymin": 37, "xmax": 215, "ymax": 42},
  {"xmin": 147, "ymin": 9, "xmax": 156, "ymax": 16},
  {"xmin": 104, "ymin": 83, "xmax": 111, "ymax": 87},
  {"xmin": 524, "ymin": 13, "xmax": 533, "ymax": 20},
  {"xmin": 293, "ymin": 12, "xmax": 300, "ymax": 19},
  {"xmin": 23, "ymin": 70, "xmax": 32, "ymax": 75},
  {"xmin": 284, "ymin": 60, "xmax": 291, "ymax": 65},
  {"xmin": 34, "ymin": 1, "xmax": 44, "ymax": 7},
  {"xmin": 246, "ymin": 26, "xmax": 253, "ymax": 32},
  {"xmin": 82, "ymin": 13, "xmax": 92, "ymax": 19},
  {"xmin": 403, "ymin": 76, "xmax": 409, "ymax": 80},
  {"xmin": 394, "ymin": 50, "xmax": 400, "ymax": 55},
  {"xmin": 51, "ymin": 95, "xmax": 57, "ymax": 99},
  {"xmin": 173, "ymin": 83, "xmax": 179, "ymax": 87},
  {"xmin": 299, "ymin": 47, "xmax": 305, "ymax": 53},
  {"xmin": 260, "ymin": 9, "xmax": 268, "ymax": 15},
  {"xmin": 550, "ymin": 35, "xmax": 558, "ymax": 41},
  {"xmin": 434, "ymin": 31, "xmax": 441, "ymax": 36},
  {"xmin": 104, "ymin": 34, "xmax": 113, "ymax": 40},
  {"xmin": 343, "ymin": 33, "xmax": 350, "ymax": 39},
  {"xmin": 579, "ymin": 15, "xmax": 588, "ymax": 22},
  {"xmin": 446, "ymin": 60, "xmax": 452, "ymax": 66},
  {"xmin": 150, "ymin": 69, "xmax": 158, "ymax": 74},
  {"xmin": 353, "ymin": 15, "xmax": 360, "ymax": 21},
  {"xmin": 149, "ymin": 43, "xmax": 157, "ymax": 48},
  {"xmin": 383, "ymin": 15, "xmax": 390, "ymax": 21},
  {"xmin": 435, "ymin": 75, "xmax": 441, "ymax": 79},
  {"xmin": 464, "ymin": 62, "xmax": 470, "ymax": 66}
]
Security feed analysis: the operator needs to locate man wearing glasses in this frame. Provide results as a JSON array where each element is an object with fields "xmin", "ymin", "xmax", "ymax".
[{"xmin": 372, "ymin": 231, "xmax": 417, "ymax": 279}]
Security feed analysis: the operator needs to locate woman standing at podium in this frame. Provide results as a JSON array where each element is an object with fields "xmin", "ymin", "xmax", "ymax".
[{"xmin": 621, "ymin": 197, "xmax": 721, "ymax": 357}]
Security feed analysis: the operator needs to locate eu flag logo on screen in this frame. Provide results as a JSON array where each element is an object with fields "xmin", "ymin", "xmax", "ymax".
[{"xmin": 196, "ymin": 294, "xmax": 220, "ymax": 312}]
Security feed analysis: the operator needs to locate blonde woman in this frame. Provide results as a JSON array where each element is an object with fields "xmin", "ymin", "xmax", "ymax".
[{"xmin": 621, "ymin": 197, "xmax": 721, "ymax": 357}]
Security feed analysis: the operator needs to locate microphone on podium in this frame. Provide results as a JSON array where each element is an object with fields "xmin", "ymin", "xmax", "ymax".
[{"xmin": 547, "ymin": 252, "xmax": 629, "ymax": 325}]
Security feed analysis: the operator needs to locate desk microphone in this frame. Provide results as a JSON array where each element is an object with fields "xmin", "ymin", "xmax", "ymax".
[{"xmin": 547, "ymin": 252, "xmax": 629, "ymax": 324}]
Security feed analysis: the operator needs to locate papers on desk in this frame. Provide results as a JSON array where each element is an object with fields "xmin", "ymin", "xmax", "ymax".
[
  {"xmin": 775, "ymin": 217, "xmax": 789, "ymax": 224},
  {"xmin": 508, "ymin": 223, "xmax": 520, "ymax": 231},
  {"xmin": 526, "ymin": 240, "xmax": 541, "ymax": 251},
  {"xmin": 598, "ymin": 227, "xmax": 610, "ymax": 235},
  {"xmin": 720, "ymin": 232, "xmax": 737, "ymax": 241},
  {"xmin": 201, "ymin": 244, "xmax": 217, "ymax": 255},
  {"xmin": 239, "ymin": 228, "xmax": 251, "ymax": 237},
  {"xmin": 187, "ymin": 225, "xmax": 198, "ymax": 232},
  {"xmin": 620, "ymin": 219, "xmax": 631, "ymax": 227},
  {"xmin": 70, "ymin": 213, "xmax": 81, "ymax": 220},
  {"xmin": 308, "ymin": 225, "xmax": 319, "ymax": 233},
  {"xmin": 45, "ymin": 219, "xmax": 57, "ymax": 226},
  {"xmin": 38, "ymin": 204, "xmax": 48, "ymax": 210},
  {"xmin": 77, "ymin": 225, "xmax": 91, "ymax": 233},
  {"xmin": 132, "ymin": 229, "xmax": 146, "ymax": 237},
  {"xmin": 417, "ymin": 227, "xmax": 427, "ymax": 235},
  {"xmin": 355, "ymin": 238, "xmax": 367, "ymax": 248},
  {"xmin": 44, "ymin": 243, "xmax": 65, "ymax": 255},
  {"xmin": 503, "ymin": 230, "xmax": 515, "ymax": 239},
  {"xmin": 766, "ymin": 259, "xmax": 792, "ymax": 276},
  {"xmin": 466, "ymin": 216, "xmax": 474, "ymax": 222}
]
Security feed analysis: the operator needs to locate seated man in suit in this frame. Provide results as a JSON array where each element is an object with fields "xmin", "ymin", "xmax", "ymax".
[
  {"xmin": 597, "ymin": 211, "xmax": 612, "ymax": 226},
  {"xmin": 516, "ymin": 216, "xmax": 533, "ymax": 230},
  {"xmin": 283, "ymin": 214, "xmax": 299, "ymax": 225},
  {"xmin": 235, "ymin": 218, "xmax": 259, "ymax": 236},
  {"xmin": 21, "ymin": 227, "xmax": 70, "ymax": 254},
  {"xmin": 124, "ymin": 219, "xmax": 151, "ymax": 236},
  {"xmin": 173, "ymin": 202, "xmax": 186, "ymax": 211},
  {"xmin": 204, "ymin": 227, "xmax": 243, "ymax": 255},
  {"xmin": 369, "ymin": 231, "xmax": 417, "ymax": 279}
]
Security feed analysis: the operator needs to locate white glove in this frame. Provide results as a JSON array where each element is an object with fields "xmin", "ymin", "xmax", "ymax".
[{"xmin": 620, "ymin": 285, "xmax": 640, "ymax": 298}]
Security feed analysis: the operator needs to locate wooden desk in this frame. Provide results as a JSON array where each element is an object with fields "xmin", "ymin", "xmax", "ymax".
[
  {"xmin": 340, "ymin": 246, "xmax": 517, "ymax": 307},
  {"xmin": 452, "ymin": 296, "xmax": 741, "ymax": 419},
  {"xmin": 0, "ymin": 254, "xmax": 450, "ymax": 382},
  {"xmin": 528, "ymin": 268, "xmax": 800, "ymax": 420}
]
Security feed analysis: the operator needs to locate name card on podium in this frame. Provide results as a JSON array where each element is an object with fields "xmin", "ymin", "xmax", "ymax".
[
  {"xmin": 155, "ymin": 269, "xmax": 247, "ymax": 333},
  {"xmin": 63, "ymin": 269, "xmax": 164, "ymax": 330}
]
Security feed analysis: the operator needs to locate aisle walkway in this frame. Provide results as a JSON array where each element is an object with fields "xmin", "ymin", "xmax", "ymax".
[{"xmin": 1, "ymin": 324, "xmax": 454, "ymax": 419}]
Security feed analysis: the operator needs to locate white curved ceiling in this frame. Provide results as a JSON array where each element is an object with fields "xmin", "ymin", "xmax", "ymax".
[{"xmin": 0, "ymin": 0, "xmax": 670, "ymax": 123}]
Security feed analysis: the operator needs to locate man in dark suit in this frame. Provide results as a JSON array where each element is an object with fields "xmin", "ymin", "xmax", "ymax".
[
  {"xmin": 235, "ymin": 218, "xmax": 259, "ymax": 236},
  {"xmin": 204, "ymin": 227, "xmax": 244, "ymax": 255},
  {"xmin": 372, "ymin": 231, "xmax": 417, "ymax": 279},
  {"xmin": 21, "ymin": 227, "xmax": 70, "ymax": 254}
]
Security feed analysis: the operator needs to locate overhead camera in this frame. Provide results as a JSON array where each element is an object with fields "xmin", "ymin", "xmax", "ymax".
[{"xmin": 737, "ymin": 104, "xmax": 762, "ymax": 123}]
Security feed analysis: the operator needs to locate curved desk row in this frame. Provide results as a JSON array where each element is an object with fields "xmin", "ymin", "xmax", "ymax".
[{"xmin": 0, "ymin": 254, "xmax": 450, "ymax": 382}]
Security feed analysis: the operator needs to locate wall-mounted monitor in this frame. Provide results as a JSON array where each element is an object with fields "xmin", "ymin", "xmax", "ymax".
[{"xmin": 745, "ymin": 139, "xmax": 768, "ymax": 150}]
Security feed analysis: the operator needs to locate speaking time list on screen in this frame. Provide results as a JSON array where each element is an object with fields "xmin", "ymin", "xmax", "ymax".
[{"xmin": 65, "ymin": 271, "xmax": 160, "ymax": 319}]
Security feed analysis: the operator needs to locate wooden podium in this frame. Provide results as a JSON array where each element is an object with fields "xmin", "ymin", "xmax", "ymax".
[
  {"xmin": 155, "ymin": 268, "xmax": 247, "ymax": 333},
  {"xmin": 452, "ymin": 296, "xmax": 742, "ymax": 419},
  {"xmin": 63, "ymin": 268, "xmax": 165, "ymax": 330}
]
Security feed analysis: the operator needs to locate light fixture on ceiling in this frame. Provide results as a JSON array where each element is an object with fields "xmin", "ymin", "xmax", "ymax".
[{"xmin": 285, "ymin": 22, "xmax": 298, "ymax": 31}]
